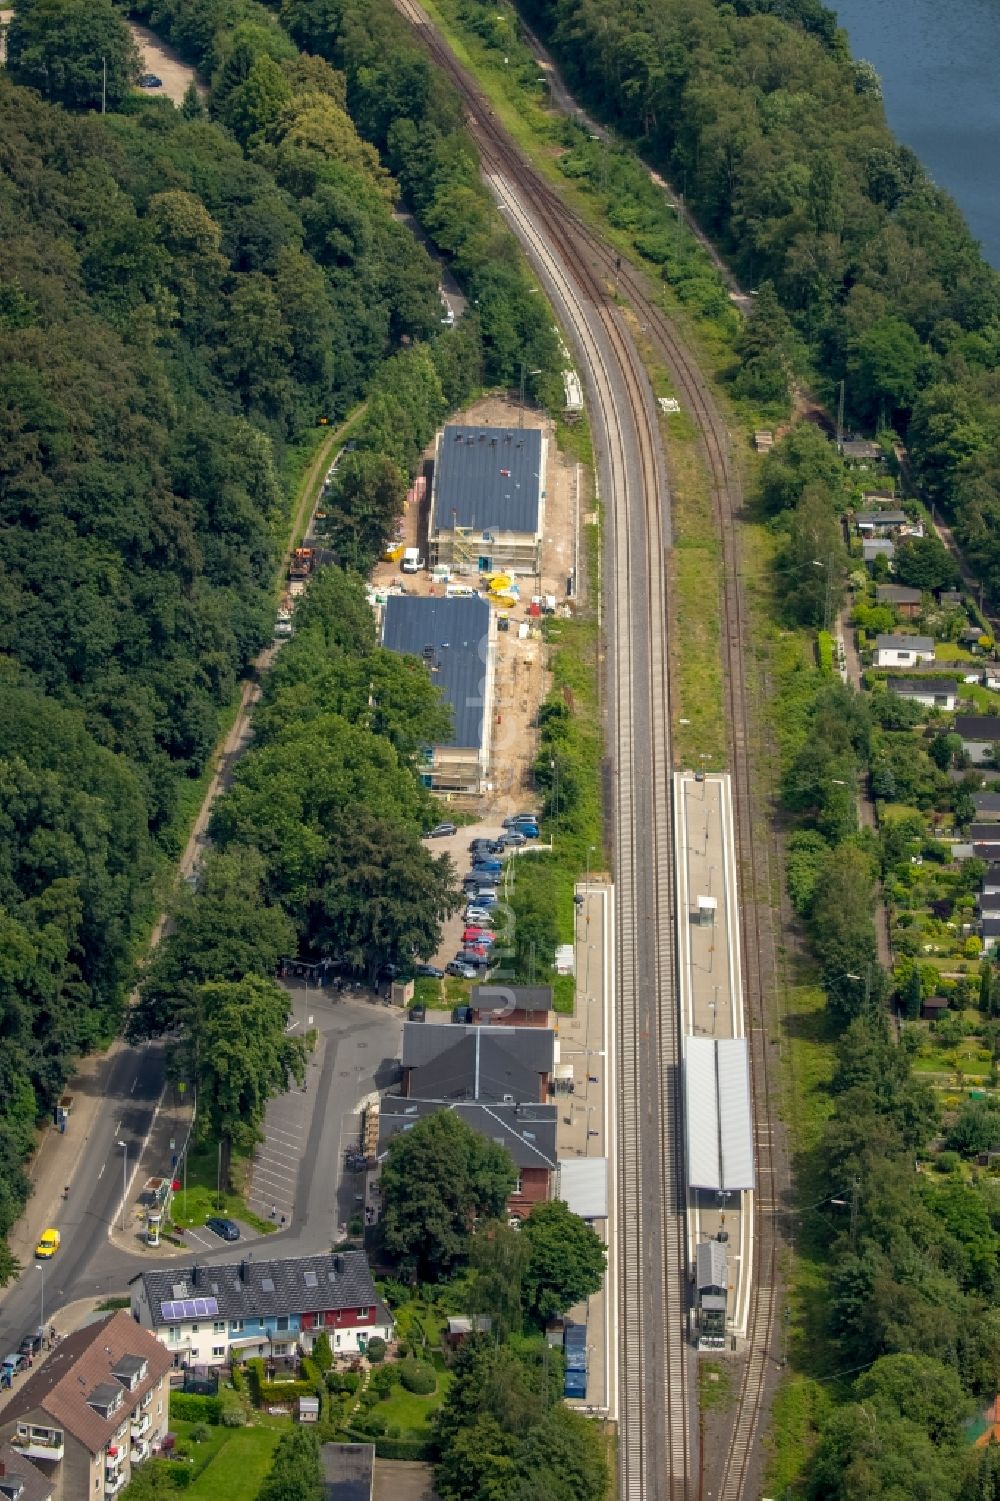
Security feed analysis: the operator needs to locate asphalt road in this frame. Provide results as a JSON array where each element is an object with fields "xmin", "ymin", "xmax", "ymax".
[{"xmin": 0, "ymin": 1040, "xmax": 165, "ymax": 1358}]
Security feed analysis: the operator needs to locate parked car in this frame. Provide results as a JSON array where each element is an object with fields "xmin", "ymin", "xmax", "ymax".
[
  {"xmin": 414, "ymin": 964, "xmax": 444, "ymax": 978},
  {"xmin": 206, "ymin": 1217, "xmax": 241, "ymax": 1242},
  {"xmin": 463, "ymin": 928, "xmax": 494, "ymax": 944},
  {"xmin": 18, "ymin": 1332, "xmax": 43, "ymax": 1361},
  {"xmin": 514, "ymin": 824, "xmax": 539, "ymax": 839},
  {"xmin": 446, "ymin": 960, "xmax": 477, "ymax": 979},
  {"xmin": 503, "ymin": 812, "xmax": 539, "ymax": 828},
  {"xmin": 139, "ymin": 73, "xmax": 163, "ymax": 88},
  {"xmin": 502, "ymin": 831, "xmax": 526, "ymax": 848},
  {"xmin": 469, "ymin": 838, "xmax": 494, "ymax": 854},
  {"xmin": 473, "ymin": 892, "xmax": 498, "ymax": 908},
  {"xmin": 35, "ymin": 1229, "xmax": 60, "ymax": 1260},
  {"xmin": 463, "ymin": 946, "xmax": 493, "ymax": 964},
  {"xmin": 428, "ymin": 822, "xmax": 457, "ymax": 838},
  {"xmin": 465, "ymin": 907, "xmax": 494, "ymax": 925},
  {"xmin": 2, "ymin": 1353, "xmax": 26, "ymax": 1381}
]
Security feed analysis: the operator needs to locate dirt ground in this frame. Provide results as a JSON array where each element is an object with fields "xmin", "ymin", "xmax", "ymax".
[
  {"xmin": 0, "ymin": 11, "xmax": 12, "ymax": 64},
  {"xmin": 371, "ymin": 395, "xmax": 580, "ymax": 817},
  {"xmin": 129, "ymin": 20, "xmax": 207, "ymax": 104}
]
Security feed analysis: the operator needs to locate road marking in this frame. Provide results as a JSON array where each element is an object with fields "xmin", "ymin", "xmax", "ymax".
[
  {"xmin": 97, "ymin": 1165, "xmax": 105, "ymax": 1181},
  {"xmin": 130, "ymin": 1077, "xmax": 138, "ymax": 1095}
]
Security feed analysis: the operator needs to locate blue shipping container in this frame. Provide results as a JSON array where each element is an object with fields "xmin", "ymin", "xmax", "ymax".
[{"xmin": 563, "ymin": 1369, "xmax": 588, "ymax": 1398}]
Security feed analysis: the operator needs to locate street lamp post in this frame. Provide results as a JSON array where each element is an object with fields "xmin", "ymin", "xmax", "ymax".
[
  {"xmin": 36, "ymin": 1263, "xmax": 44, "ymax": 1334},
  {"xmin": 116, "ymin": 1140, "xmax": 128, "ymax": 1233}
]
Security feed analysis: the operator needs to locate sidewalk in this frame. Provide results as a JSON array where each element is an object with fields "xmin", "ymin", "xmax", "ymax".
[
  {"xmin": 5, "ymin": 1048, "xmax": 123, "ymax": 1274},
  {"xmin": 556, "ymin": 878, "xmax": 615, "ymax": 1420}
]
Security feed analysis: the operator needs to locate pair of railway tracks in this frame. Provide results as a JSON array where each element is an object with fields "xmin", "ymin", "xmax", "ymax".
[{"xmin": 392, "ymin": 3, "xmax": 783, "ymax": 1494}]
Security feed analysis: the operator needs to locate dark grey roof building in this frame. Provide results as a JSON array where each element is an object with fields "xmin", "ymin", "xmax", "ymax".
[
  {"xmin": 133, "ymin": 1251, "xmax": 380, "ymax": 1329},
  {"xmin": 320, "ymin": 1443, "xmax": 374, "ymax": 1501},
  {"xmin": 381, "ymin": 595, "xmax": 495, "ymax": 790},
  {"xmin": 973, "ymin": 792, "xmax": 1000, "ymax": 819},
  {"xmin": 429, "ymin": 425, "xmax": 547, "ymax": 576},
  {"xmin": 876, "ymin": 584, "xmax": 922, "ymax": 605},
  {"xmin": 956, "ymin": 715, "xmax": 1000, "ymax": 742},
  {"xmin": 470, "ymin": 984, "xmax": 554, "ymax": 1020},
  {"xmin": 401, "ymin": 1021, "xmax": 554, "ymax": 1103},
  {"xmin": 379, "ymin": 1097, "xmax": 558, "ymax": 1168}
]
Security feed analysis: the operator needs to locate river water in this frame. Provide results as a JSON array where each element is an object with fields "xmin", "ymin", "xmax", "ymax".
[{"xmin": 832, "ymin": 0, "xmax": 1000, "ymax": 266}]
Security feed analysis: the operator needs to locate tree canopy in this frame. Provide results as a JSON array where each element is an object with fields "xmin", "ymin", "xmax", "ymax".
[
  {"xmin": 520, "ymin": 1199, "xmax": 607, "ymax": 1323},
  {"xmin": 379, "ymin": 1111, "xmax": 517, "ymax": 1279}
]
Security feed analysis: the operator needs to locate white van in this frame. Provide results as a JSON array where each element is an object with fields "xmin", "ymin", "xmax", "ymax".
[{"xmin": 401, "ymin": 547, "xmax": 424, "ymax": 574}]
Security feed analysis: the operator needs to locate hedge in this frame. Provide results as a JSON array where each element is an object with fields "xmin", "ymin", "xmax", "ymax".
[
  {"xmin": 169, "ymin": 1393, "xmax": 222, "ymax": 1424},
  {"xmin": 341, "ymin": 1429, "xmax": 437, "ymax": 1461}
]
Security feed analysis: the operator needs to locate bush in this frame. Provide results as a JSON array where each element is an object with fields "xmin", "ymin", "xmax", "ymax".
[
  {"xmin": 366, "ymin": 1337, "xmax": 387, "ymax": 1364},
  {"xmin": 312, "ymin": 1332, "xmax": 333, "ymax": 1372},
  {"xmin": 936, "ymin": 1151, "xmax": 961, "ymax": 1173},
  {"xmin": 343, "ymin": 1372, "xmax": 361, "ymax": 1393},
  {"xmin": 230, "ymin": 1363, "xmax": 246, "ymax": 1393},
  {"xmin": 169, "ymin": 1393, "xmax": 221, "ymax": 1424},
  {"xmin": 398, "ymin": 1359, "xmax": 436, "ymax": 1395},
  {"xmin": 369, "ymin": 1366, "xmax": 399, "ymax": 1397},
  {"xmin": 190, "ymin": 1422, "xmax": 211, "ymax": 1444}
]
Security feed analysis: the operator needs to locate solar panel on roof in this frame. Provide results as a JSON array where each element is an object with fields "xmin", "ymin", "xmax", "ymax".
[{"xmin": 158, "ymin": 1297, "xmax": 218, "ymax": 1321}]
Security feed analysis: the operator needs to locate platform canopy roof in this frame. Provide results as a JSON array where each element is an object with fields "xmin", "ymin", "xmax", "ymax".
[{"xmin": 684, "ymin": 1036, "xmax": 755, "ymax": 1193}]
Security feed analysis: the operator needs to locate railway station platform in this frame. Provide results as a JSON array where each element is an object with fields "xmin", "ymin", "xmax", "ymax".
[{"xmin": 673, "ymin": 771, "xmax": 754, "ymax": 1346}]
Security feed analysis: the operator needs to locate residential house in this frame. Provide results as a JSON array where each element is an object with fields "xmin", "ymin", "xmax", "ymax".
[
  {"xmin": 381, "ymin": 1021, "xmax": 558, "ymax": 1217},
  {"xmin": 856, "ymin": 509, "xmax": 908, "ymax": 537},
  {"xmin": 983, "ymin": 915, "xmax": 1000, "ymax": 954},
  {"xmin": 841, "ymin": 439, "xmax": 884, "ymax": 465},
  {"xmin": 863, "ymin": 539, "xmax": 895, "ymax": 567},
  {"xmin": 469, "ymin": 984, "xmax": 554, "ymax": 1028},
  {"xmin": 0, "ymin": 1311, "xmax": 171, "ymax": 1501},
  {"xmin": 983, "ymin": 865, "xmax": 1000, "ymax": 896},
  {"xmin": 874, "ymin": 634, "xmax": 936, "ymax": 669},
  {"xmin": 875, "ymin": 584, "xmax": 922, "ymax": 618},
  {"xmin": 939, "ymin": 590, "xmax": 964, "ymax": 608},
  {"xmin": 977, "ymin": 893, "xmax": 1000, "ymax": 914},
  {"xmin": 973, "ymin": 792, "xmax": 1000, "ymax": 823},
  {"xmin": 0, "ymin": 1444, "xmax": 52, "ymax": 1501},
  {"xmin": 886, "ymin": 677, "xmax": 957, "ymax": 711},
  {"xmin": 920, "ymin": 996, "xmax": 951, "ymax": 1021},
  {"xmin": 955, "ymin": 715, "xmax": 1000, "ymax": 765},
  {"xmin": 320, "ymin": 1443, "xmax": 374, "ymax": 1501},
  {"xmin": 381, "ymin": 594, "xmax": 496, "ymax": 794},
  {"xmin": 969, "ymin": 824, "xmax": 1000, "ymax": 857},
  {"xmin": 130, "ymin": 1251, "xmax": 391, "ymax": 1366},
  {"xmin": 427, "ymin": 425, "xmax": 546, "ymax": 576}
]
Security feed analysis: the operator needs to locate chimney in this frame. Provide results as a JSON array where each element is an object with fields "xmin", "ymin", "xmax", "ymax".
[
  {"xmin": 191, "ymin": 1265, "xmax": 200, "ymax": 1287},
  {"xmin": 239, "ymin": 1261, "xmax": 249, "ymax": 1284},
  {"xmin": 333, "ymin": 1254, "xmax": 344, "ymax": 1274}
]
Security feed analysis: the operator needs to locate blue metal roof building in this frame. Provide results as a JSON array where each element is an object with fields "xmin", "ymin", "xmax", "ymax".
[
  {"xmin": 429, "ymin": 425, "xmax": 547, "ymax": 576},
  {"xmin": 381, "ymin": 594, "xmax": 496, "ymax": 790}
]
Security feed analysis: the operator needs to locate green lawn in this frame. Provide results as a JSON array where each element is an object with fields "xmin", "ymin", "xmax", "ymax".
[
  {"xmin": 170, "ymin": 1144, "xmax": 274, "ymax": 1237},
  {"xmin": 375, "ymin": 1371, "xmax": 453, "ymax": 1434},
  {"xmin": 123, "ymin": 1419, "xmax": 280, "ymax": 1499},
  {"xmin": 185, "ymin": 1426, "xmax": 280, "ymax": 1500},
  {"xmin": 935, "ymin": 642, "xmax": 975, "ymax": 662}
]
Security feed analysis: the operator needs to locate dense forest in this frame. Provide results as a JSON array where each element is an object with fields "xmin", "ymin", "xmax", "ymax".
[
  {"xmin": 0, "ymin": 0, "xmax": 558, "ymax": 1274},
  {"xmin": 510, "ymin": 0, "xmax": 1000, "ymax": 597}
]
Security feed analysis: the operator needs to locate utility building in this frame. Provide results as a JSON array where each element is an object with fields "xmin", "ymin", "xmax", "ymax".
[
  {"xmin": 381, "ymin": 594, "xmax": 496, "ymax": 793},
  {"xmin": 428, "ymin": 425, "xmax": 546, "ymax": 576},
  {"xmin": 684, "ymin": 1036, "xmax": 755, "ymax": 1195}
]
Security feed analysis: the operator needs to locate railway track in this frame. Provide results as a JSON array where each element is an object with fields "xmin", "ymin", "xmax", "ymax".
[{"xmin": 392, "ymin": 2, "xmax": 784, "ymax": 1494}]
